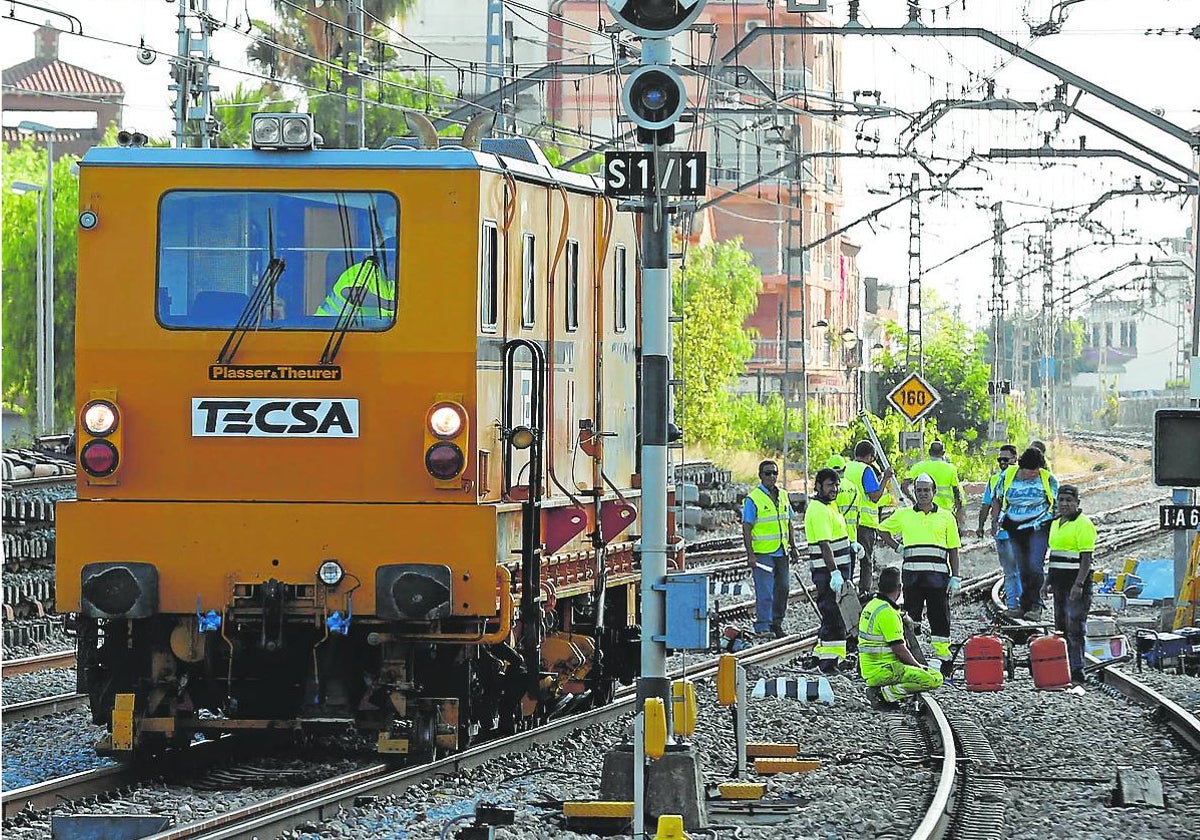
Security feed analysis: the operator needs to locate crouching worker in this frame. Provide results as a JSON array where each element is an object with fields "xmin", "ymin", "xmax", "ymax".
[{"xmin": 858, "ymin": 566, "xmax": 943, "ymax": 706}]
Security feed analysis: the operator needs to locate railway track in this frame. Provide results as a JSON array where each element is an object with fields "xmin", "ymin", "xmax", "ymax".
[{"xmin": 1, "ymin": 650, "xmax": 75, "ymax": 678}]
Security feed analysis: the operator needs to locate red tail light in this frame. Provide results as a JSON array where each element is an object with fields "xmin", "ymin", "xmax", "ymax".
[{"xmin": 80, "ymin": 440, "xmax": 119, "ymax": 477}]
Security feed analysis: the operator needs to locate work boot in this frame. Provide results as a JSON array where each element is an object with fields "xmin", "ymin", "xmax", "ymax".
[
  {"xmin": 866, "ymin": 686, "xmax": 892, "ymax": 709},
  {"xmin": 1002, "ymin": 607, "xmax": 1025, "ymax": 620},
  {"xmin": 818, "ymin": 659, "xmax": 839, "ymax": 676},
  {"xmin": 771, "ymin": 626, "xmax": 787, "ymax": 639},
  {"xmin": 837, "ymin": 655, "xmax": 859, "ymax": 674},
  {"xmin": 1071, "ymin": 669, "xmax": 1087, "ymax": 685},
  {"xmin": 940, "ymin": 659, "xmax": 956, "ymax": 678},
  {"xmin": 1023, "ymin": 608, "xmax": 1042, "ymax": 623}
]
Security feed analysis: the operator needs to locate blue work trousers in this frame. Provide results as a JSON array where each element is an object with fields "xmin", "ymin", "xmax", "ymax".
[
  {"xmin": 995, "ymin": 536, "xmax": 1021, "ymax": 610},
  {"xmin": 752, "ymin": 552, "xmax": 790, "ymax": 634},
  {"xmin": 1049, "ymin": 573, "xmax": 1093, "ymax": 675},
  {"xmin": 1008, "ymin": 523, "xmax": 1049, "ymax": 614}
]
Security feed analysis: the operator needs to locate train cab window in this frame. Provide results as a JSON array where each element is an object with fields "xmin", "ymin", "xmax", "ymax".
[
  {"xmin": 565, "ymin": 240, "xmax": 579, "ymax": 332},
  {"xmin": 480, "ymin": 221, "xmax": 499, "ymax": 332},
  {"xmin": 521, "ymin": 233, "xmax": 536, "ymax": 329},
  {"xmin": 157, "ymin": 190, "xmax": 399, "ymax": 331},
  {"xmin": 614, "ymin": 245, "xmax": 628, "ymax": 333}
]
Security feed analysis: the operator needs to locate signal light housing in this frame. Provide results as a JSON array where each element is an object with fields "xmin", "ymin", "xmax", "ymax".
[
  {"xmin": 79, "ymin": 390, "xmax": 123, "ymax": 484},
  {"xmin": 424, "ymin": 399, "xmax": 470, "ymax": 488}
]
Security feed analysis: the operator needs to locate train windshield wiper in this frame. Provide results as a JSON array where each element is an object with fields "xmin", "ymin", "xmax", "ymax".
[
  {"xmin": 217, "ymin": 209, "xmax": 286, "ymax": 364},
  {"xmin": 216, "ymin": 258, "xmax": 286, "ymax": 364},
  {"xmin": 317, "ymin": 256, "xmax": 382, "ymax": 366}
]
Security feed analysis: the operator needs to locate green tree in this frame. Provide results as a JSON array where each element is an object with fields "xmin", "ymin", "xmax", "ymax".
[
  {"xmin": 309, "ymin": 70, "xmax": 456, "ymax": 148},
  {"xmin": 2, "ymin": 138, "xmax": 80, "ymax": 431},
  {"xmin": 214, "ymin": 82, "xmax": 298, "ymax": 148},
  {"xmin": 673, "ymin": 239, "xmax": 762, "ymax": 447},
  {"xmin": 873, "ymin": 308, "xmax": 991, "ymax": 442}
]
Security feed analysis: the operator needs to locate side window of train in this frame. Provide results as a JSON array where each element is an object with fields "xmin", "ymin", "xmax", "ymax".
[
  {"xmin": 565, "ymin": 239, "xmax": 579, "ymax": 332},
  {"xmin": 157, "ymin": 189, "xmax": 399, "ymax": 331},
  {"xmin": 614, "ymin": 245, "xmax": 628, "ymax": 333},
  {"xmin": 480, "ymin": 221, "xmax": 499, "ymax": 332},
  {"xmin": 521, "ymin": 232, "xmax": 536, "ymax": 329}
]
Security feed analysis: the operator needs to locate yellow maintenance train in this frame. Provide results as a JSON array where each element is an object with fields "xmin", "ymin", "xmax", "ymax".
[{"xmin": 57, "ymin": 113, "xmax": 668, "ymax": 758}]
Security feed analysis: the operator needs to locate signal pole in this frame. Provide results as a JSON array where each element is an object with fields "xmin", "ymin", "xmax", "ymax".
[{"xmin": 599, "ymin": 1, "xmax": 708, "ymax": 832}]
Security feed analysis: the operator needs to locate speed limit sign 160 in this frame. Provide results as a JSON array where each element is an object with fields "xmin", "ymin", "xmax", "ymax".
[{"xmin": 887, "ymin": 373, "xmax": 941, "ymax": 423}]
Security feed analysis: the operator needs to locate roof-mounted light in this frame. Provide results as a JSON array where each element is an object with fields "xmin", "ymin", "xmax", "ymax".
[{"xmin": 251, "ymin": 113, "xmax": 314, "ymax": 150}]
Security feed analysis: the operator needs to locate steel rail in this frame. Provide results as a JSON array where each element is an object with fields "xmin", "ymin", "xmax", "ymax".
[
  {"xmin": 1, "ymin": 475, "xmax": 74, "ymax": 491},
  {"xmin": 1, "ymin": 650, "xmax": 75, "ymax": 677},
  {"xmin": 1, "ymin": 691, "xmax": 87, "ymax": 722},
  {"xmin": 3, "ymin": 765, "xmax": 144, "ymax": 820},
  {"xmin": 1087, "ymin": 658, "xmax": 1200, "ymax": 755},
  {"xmin": 911, "ymin": 695, "xmax": 958, "ymax": 840},
  {"xmin": 141, "ymin": 631, "xmax": 821, "ymax": 840}
]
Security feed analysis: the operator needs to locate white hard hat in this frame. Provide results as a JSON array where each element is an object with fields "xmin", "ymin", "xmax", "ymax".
[{"xmin": 914, "ymin": 473, "xmax": 936, "ymax": 488}]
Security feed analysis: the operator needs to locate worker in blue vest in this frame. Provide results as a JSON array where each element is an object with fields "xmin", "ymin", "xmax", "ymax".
[
  {"xmin": 742, "ymin": 459, "xmax": 799, "ymax": 638},
  {"xmin": 978, "ymin": 443, "xmax": 1021, "ymax": 611},
  {"xmin": 990, "ymin": 446, "xmax": 1058, "ymax": 622}
]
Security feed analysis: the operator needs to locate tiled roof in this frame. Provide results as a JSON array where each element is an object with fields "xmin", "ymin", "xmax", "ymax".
[
  {"xmin": 1, "ymin": 126, "xmax": 92, "ymax": 145},
  {"xmin": 3, "ymin": 57, "xmax": 123, "ymax": 98}
]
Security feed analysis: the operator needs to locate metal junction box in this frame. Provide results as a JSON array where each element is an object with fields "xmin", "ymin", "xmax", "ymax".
[{"xmin": 659, "ymin": 572, "xmax": 711, "ymax": 650}]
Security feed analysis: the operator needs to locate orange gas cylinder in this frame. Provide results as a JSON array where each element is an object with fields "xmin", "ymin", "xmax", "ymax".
[
  {"xmin": 1030, "ymin": 634, "xmax": 1071, "ymax": 690},
  {"xmin": 964, "ymin": 634, "xmax": 1005, "ymax": 691}
]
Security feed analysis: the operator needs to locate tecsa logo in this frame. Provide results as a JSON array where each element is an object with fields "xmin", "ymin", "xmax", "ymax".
[{"xmin": 191, "ymin": 398, "xmax": 359, "ymax": 437}]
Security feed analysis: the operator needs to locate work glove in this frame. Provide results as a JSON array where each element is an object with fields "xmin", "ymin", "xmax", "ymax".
[
  {"xmin": 830, "ymin": 569, "xmax": 845, "ymax": 593},
  {"xmin": 851, "ymin": 541, "xmax": 865, "ymax": 560},
  {"xmin": 948, "ymin": 576, "xmax": 962, "ymax": 595}
]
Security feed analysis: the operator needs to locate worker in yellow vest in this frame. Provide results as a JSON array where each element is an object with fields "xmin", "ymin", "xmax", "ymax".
[
  {"xmin": 742, "ymin": 459, "xmax": 799, "ymax": 638},
  {"xmin": 1047, "ymin": 484, "xmax": 1096, "ymax": 684},
  {"xmin": 878, "ymin": 473, "xmax": 961, "ymax": 670},
  {"xmin": 805, "ymin": 467, "xmax": 855, "ymax": 673},
  {"xmin": 859, "ymin": 566, "xmax": 943, "ymax": 706},
  {"xmin": 842, "ymin": 440, "xmax": 894, "ymax": 597},
  {"xmin": 903, "ymin": 440, "xmax": 964, "ymax": 525}
]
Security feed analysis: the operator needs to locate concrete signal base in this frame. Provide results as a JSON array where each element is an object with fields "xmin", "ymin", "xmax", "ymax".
[{"xmin": 599, "ymin": 743, "xmax": 708, "ymax": 830}]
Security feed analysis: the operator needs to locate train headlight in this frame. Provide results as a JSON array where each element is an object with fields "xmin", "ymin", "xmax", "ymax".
[
  {"xmin": 79, "ymin": 390, "xmax": 123, "ymax": 484},
  {"xmin": 82, "ymin": 400, "xmax": 119, "ymax": 436},
  {"xmin": 424, "ymin": 399, "xmax": 470, "ymax": 488},
  {"xmin": 429, "ymin": 403, "xmax": 465, "ymax": 438},
  {"xmin": 318, "ymin": 560, "xmax": 344, "ymax": 587},
  {"xmin": 252, "ymin": 116, "xmax": 282, "ymax": 146},
  {"xmin": 251, "ymin": 112, "xmax": 315, "ymax": 150}
]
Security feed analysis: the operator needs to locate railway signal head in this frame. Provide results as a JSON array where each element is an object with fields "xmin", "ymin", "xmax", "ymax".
[
  {"xmin": 424, "ymin": 400, "xmax": 470, "ymax": 488},
  {"xmin": 605, "ymin": 0, "xmax": 706, "ymax": 39},
  {"xmin": 79, "ymin": 391, "xmax": 122, "ymax": 483}
]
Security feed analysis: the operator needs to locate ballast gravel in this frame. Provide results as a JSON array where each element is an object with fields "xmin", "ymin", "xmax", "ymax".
[{"xmin": 2, "ymin": 667, "xmax": 77, "ymax": 706}]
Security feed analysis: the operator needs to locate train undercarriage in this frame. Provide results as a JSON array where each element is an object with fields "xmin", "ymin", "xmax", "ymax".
[{"xmin": 72, "ymin": 575, "xmax": 640, "ymax": 759}]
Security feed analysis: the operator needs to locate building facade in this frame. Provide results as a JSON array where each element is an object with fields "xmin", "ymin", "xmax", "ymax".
[{"xmin": 2, "ymin": 24, "xmax": 124, "ymax": 158}]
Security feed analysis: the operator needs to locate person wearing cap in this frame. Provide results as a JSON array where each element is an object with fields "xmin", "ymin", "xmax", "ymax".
[
  {"xmin": 877, "ymin": 473, "xmax": 961, "ymax": 670},
  {"xmin": 979, "ymin": 444, "xmax": 1021, "ymax": 612},
  {"xmin": 742, "ymin": 460, "xmax": 799, "ymax": 638},
  {"xmin": 804, "ymin": 467, "xmax": 856, "ymax": 672},
  {"xmin": 826, "ymin": 454, "xmax": 861, "ymax": 528},
  {"xmin": 858, "ymin": 565, "xmax": 944, "ymax": 706},
  {"xmin": 903, "ymin": 440, "xmax": 964, "ymax": 525},
  {"xmin": 843, "ymin": 440, "xmax": 894, "ymax": 597},
  {"xmin": 1047, "ymin": 485, "xmax": 1096, "ymax": 684}
]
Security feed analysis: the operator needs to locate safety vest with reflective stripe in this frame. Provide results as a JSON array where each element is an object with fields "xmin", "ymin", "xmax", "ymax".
[
  {"xmin": 880, "ymin": 506, "xmax": 960, "ymax": 575},
  {"xmin": 907, "ymin": 458, "xmax": 959, "ymax": 511},
  {"xmin": 315, "ymin": 259, "xmax": 396, "ymax": 318},
  {"xmin": 835, "ymin": 483, "xmax": 860, "ymax": 526},
  {"xmin": 1047, "ymin": 513, "xmax": 1097, "ymax": 572},
  {"xmin": 748, "ymin": 486, "xmax": 792, "ymax": 555},
  {"xmin": 858, "ymin": 596, "xmax": 903, "ymax": 667},
  {"xmin": 843, "ymin": 460, "xmax": 879, "ymax": 528},
  {"xmin": 804, "ymin": 498, "xmax": 852, "ymax": 571}
]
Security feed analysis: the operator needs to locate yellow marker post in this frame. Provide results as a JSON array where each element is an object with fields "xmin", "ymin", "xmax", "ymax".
[
  {"xmin": 644, "ymin": 698, "xmax": 667, "ymax": 761},
  {"xmin": 671, "ymin": 680, "xmax": 697, "ymax": 737}
]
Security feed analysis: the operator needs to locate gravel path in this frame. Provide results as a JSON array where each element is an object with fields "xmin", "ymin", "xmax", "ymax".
[{"xmin": 1, "ymin": 667, "xmax": 77, "ymax": 705}]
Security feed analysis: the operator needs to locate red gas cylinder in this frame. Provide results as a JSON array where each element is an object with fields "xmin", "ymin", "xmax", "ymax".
[
  {"xmin": 964, "ymin": 634, "xmax": 1005, "ymax": 691},
  {"xmin": 1030, "ymin": 634, "xmax": 1072, "ymax": 690}
]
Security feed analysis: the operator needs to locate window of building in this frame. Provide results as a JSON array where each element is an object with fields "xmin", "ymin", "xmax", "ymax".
[
  {"xmin": 1105, "ymin": 322, "xmax": 1113, "ymax": 348},
  {"xmin": 1091, "ymin": 324, "xmax": 1101, "ymax": 347},
  {"xmin": 480, "ymin": 221, "xmax": 498, "ymax": 332},
  {"xmin": 1129, "ymin": 321, "xmax": 1138, "ymax": 348},
  {"xmin": 1119, "ymin": 321, "xmax": 1129, "ymax": 348},
  {"xmin": 614, "ymin": 245, "xmax": 628, "ymax": 333},
  {"xmin": 565, "ymin": 239, "xmax": 579, "ymax": 332},
  {"xmin": 157, "ymin": 189, "xmax": 398, "ymax": 331},
  {"xmin": 522, "ymin": 233, "xmax": 536, "ymax": 328}
]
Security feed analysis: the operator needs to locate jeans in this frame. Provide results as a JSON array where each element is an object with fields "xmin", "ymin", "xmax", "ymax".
[
  {"xmin": 995, "ymin": 536, "xmax": 1021, "ymax": 610},
  {"xmin": 812, "ymin": 563, "xmax": 853, "ymax": 659},
  {"xmin": 1049, "ymin": 572, "xmax": 1092, "ymax": 674},
  {"xmin": 1007, "ymin": 523, "xmax": 1050, "ymax": 613},
  {"xmin": 855, "ymin": 525, "xmax": 877, "ymax": 593},
  {"xmin": 752, "ymin": 552, "xmax": 790, "ymax": 633}
]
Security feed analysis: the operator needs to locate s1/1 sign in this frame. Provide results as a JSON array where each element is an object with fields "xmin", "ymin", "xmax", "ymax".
[{"xmin": 604, "ymin": 151, "xmax": 707, "ymax": 197}]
